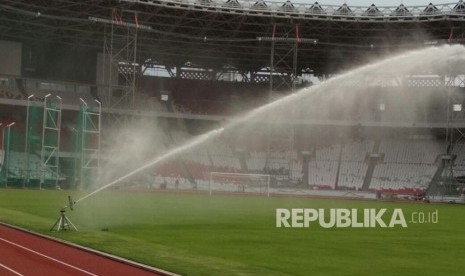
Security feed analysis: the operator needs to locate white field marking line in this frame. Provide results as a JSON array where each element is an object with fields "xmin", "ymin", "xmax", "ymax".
[
  {"xmin": 0, "ymin": 262, "xmax": 25, "ymax": 276},
  {"xmin": 0, "ymin": 237, "xmax": 99, "ymax": 276}
]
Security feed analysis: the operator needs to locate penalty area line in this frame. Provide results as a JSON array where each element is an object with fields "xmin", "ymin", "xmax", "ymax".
[
  {"xmin": 0, "ymin": 237, "xmax": 99, "ymax": 276},
  {"xmin": 0, "ymin": 262, "xmax": 25, "ymax": 276}
]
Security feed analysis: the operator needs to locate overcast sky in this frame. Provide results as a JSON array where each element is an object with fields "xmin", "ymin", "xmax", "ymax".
[{"xmin": 310, "ymin": 1, "xmax": 456, "ymax": 6}]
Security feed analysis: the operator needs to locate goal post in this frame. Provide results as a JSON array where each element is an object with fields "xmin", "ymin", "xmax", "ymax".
[{"xmin": 209, "ymin": 172, "xmax": 270, "ymax": 197}]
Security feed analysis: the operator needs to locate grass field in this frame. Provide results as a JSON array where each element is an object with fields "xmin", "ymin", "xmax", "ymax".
[{"xmin": 0, "ymin": 188, "xmax": 464, "ymax": 275}]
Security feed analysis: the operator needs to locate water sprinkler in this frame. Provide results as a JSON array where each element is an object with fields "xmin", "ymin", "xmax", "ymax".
[
  {"xmin": 67, "ymin": 195, "xmax": 75, "ymax": 211},
  {"xmin": 50, "ymin": 196, "xmax": 78, "ymax": 232}
]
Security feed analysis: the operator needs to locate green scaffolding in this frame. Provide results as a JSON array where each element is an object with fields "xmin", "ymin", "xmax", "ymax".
[
  {"xmin": 1, "ymin": 124, "xmax": 23, "ymax": 187},
  {"xmin": 27, "ymin": 102, "xmax": 58, "ymax": 188},
  {"xmin": 1, "ymin": 101, "xmax": 62, "ymax": 188},
  {"xmin": 76, "ymin": 105, "xmax": 99, "ymax": 189},
  {"xmin": 40, "ymin": 99, "xmax": 61, "ymax": 188},
  {"xmin": 1, "ymin": 101, "xmax": 99, "ymax": 189}
]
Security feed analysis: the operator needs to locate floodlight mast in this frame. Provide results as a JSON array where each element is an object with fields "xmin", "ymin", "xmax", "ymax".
[
  {"xmin": 78, "ymin": 98, "xmax": 87, "ymax": 189},
  {"xmin": 79, "ymin": 97, "xmax": 87, "ymax": 107},
  {"xmin": 24, "ymin": 94, "xmax": 34, "ymax": 188},
  {"xmin": 95, "ymin": 99, "xmax": 102, "ymax": 186},
  {"xmin": 56, "ymin": 95, "xmax": 63, "ymax": 188}
]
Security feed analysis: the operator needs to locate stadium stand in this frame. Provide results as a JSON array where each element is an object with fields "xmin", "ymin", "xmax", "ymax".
[
  {"xmin": 150, "ymin": 134, "xmax": 452, "ymax": 195},
  {"xmin": 0, "ymin": 77, "xmax": 24, "ymax": 100},
  {"xmin": 207, "ymin": 139, "xmax": 241, "ymax": 171},
  {"xmin": 309, "ymin": 160, "xmax": 338, "ymax": 189},
  {"xmin": 341, "ymin": 140, "xmax": 374, "ymax": 162},
  {"xmin": 371, "ymin": 163, "xmax": 437, "ymax": 193},
  {"xmin": 5, "ymin": 151, "xmax": 64, "ymax": 183},
  {"xmin": 370, "ymin": 139, "xmax": 444, "ymax": 193},
  {"xmin": 0, "ymin": 87, "xmax": 23, "ymax": 100},
  {"xmin": 336, "ymin": 140, "xmax": 373, "ymax": 190},
  {"xmin": 0, "ymin": 75, "xmax": 97, "ymax": 106},
  {"xmin": 338, "ymin": 162, "xmax": 368, "ymax": 190},
  {"xmin": 247, "ymin": 151, "xmax": 267, "ymax": 172},
  {"xmin": 308, "ymin": 144, "xmax": 340, "ymax": 189},
  {"xmin": 380, "ymin": 139, "xmax": 443, "ymax": 164},
  {"xmin": 138, "ymin": 76, "xmax": 268, "ymax": 115}
]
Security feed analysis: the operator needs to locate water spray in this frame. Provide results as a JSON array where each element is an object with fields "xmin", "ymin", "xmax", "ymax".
[
  {"xmin": 49, "ymin": 45, "xmax": 465, "ymax": 231},
  {"xmin": 50, "ymin": 195, "xmax": 77, "ymax": 232},
  {"xmin": 50, "ymin": 128, "xmax": 226, "ymax": 231},
  {"xmin": 73, "ymin": 127, "xmax": 226, "ymax": 205}
]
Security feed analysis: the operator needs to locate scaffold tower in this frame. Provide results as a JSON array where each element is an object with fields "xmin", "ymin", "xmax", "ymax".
[{"xmin": 40, "ymin": 94, "xmax": 62, "ymax": 189}]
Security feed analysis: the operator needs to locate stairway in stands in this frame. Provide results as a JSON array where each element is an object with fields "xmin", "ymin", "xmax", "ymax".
[
  {"xmin": 426, "ymin": 154, "xmax": 456, "ymax": 196},
  {"xmin": 361, "ymin": 140, "xmax": 381, "ymax": 191}
]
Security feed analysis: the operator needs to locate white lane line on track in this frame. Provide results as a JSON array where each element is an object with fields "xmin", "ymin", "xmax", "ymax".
[
  {"xmin": 0, "ymin": 262, "xmax": 25, "ymax": 276},
  {"xmin": 0, "ymin": 237, "xmax": 99, "ymax": 276}
]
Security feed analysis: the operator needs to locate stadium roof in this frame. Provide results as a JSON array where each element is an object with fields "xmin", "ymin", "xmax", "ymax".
[{"xmin": 1, "ymin": 0, "xmax": 465, "ymax": 74}]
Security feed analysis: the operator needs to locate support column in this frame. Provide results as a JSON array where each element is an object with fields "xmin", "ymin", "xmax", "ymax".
[
  {"xmin": 257, "ymin": 24, "xmax": 317, "ymax": 181},
  {"xmin": 441, "ymin": 74, "xmax": 465, "ymax": 195}
]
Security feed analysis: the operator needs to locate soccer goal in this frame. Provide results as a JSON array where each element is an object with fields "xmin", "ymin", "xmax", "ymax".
[{"xmin": 209, "ymin": 172, "xmax": 270, "ymax": 197}]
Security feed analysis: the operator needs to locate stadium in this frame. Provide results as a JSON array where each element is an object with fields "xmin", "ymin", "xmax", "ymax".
[{"xmin": 1, "ymin": 0, "xmax": 465, "ymax": 275}]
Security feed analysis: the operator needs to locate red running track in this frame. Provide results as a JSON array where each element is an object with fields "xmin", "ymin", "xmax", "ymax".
[{"xmin": 0, "ymin": 224, "xmax": 172, "ymax": 276}]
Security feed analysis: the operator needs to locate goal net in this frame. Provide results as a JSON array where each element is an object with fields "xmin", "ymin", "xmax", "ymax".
[{"xmin": 209, "ymin": 172, "xmax": 270, "ymax": 197}]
